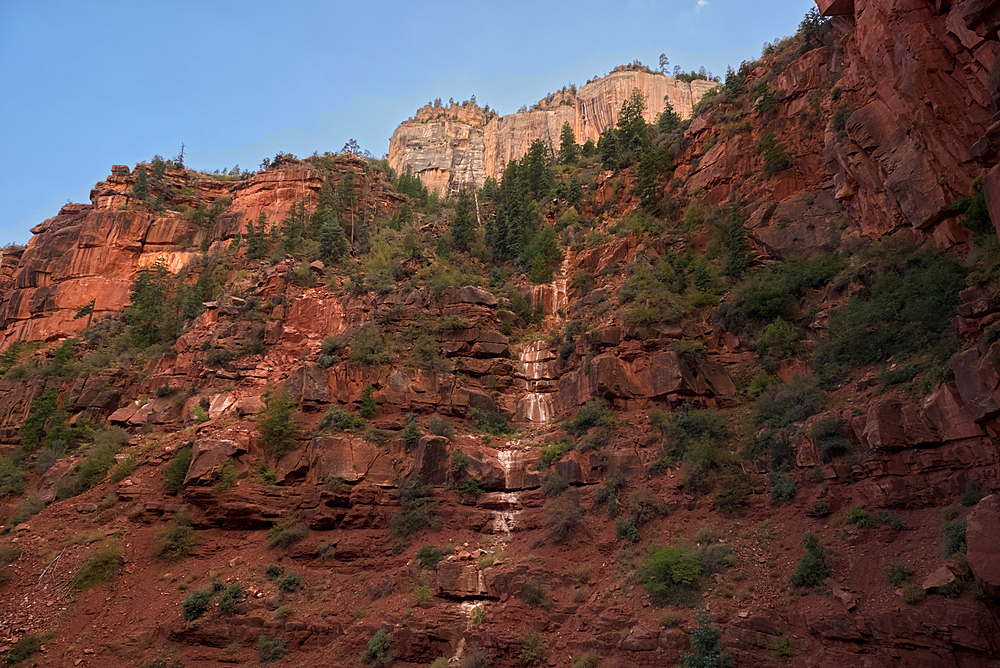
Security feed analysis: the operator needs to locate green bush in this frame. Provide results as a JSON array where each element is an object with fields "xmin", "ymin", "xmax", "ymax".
[
  {"xmin": 258, "ymin": 390, "xmax": 300, "ymax": 460},
  {"xmin": 875, "ymin": 509, "xmax": 904, "ymax": 531},
  {"xmin": 416, "ymin": 545, "xmax": 444, "ymax": 570},
  {"xmin": 754, "ymin": 377, "xmax": 823, "ymax": 430},
  {"xmin": 520, "ymin": 631, "xmax": 549, "ymax": 668},
  {"xmin": 595, "ymin": 471, "xmax": 628, "ymax": 515},
  {"xmin": 470, "ymin": 408, "xmax": 512, "ymax": 435},
  {"xmin": 537, "ymin": 441, "xmax": 572, "ymax": 468},
  {"xmin": 961, "ymin": 480, "xmax": 983, "ymax": 507},
  {"xmin": 71, "ymin": 542, "xmax": 123, "ymax": 591},
  {"xmin": 182, "ymin": 587, "xmax": 213, "ymax": 621},
  {"xmin": 572, "ymin": 650, "xmax": 599, "ymax": 668},
  {"xmin": 812, "ymin": 416, "xmax": 851, "ymax": 462},
  {"xmin": 162, "ymin": 444, "xmax": 193, "ymax": 494},
  {"xmin": 219, "ymin": 582, "xmax": 244, "ymax": 616},
  {"xmin": 544, "ymin": 493, "xmax": 584, "ymax": 543},
  {"xmin": 679, "ymin": 611, "xmax": 735, "ymax": 668},
  {"xmin": 570, "ymin": 399, "xmax": 616, "ymax": 435},
  {"xmin": 362, "ymin": 628, "xmax": 395, "ymax": 667},
  {"xmin": 902, "ymin": 582, "xmax": 925, "ymax": 605},
  {"xmin": 521, "ymin": 581, "xmax": 551, "ymax": 609},
  {"xmin": 769, "ymin": 472, "xmax": 796, "ymax": 506},
  {"xmin": 267, "ymin": 518, "xmax": 308, "ymax": 548},
  {"xmin": 278, "ymin": 572, "xmax": 302, "ymax": 592},
  {"xmin": 815, "ymin": 243, "xmax": 965, "ymax": 371},
  {"xmin": 390, "ymin": 479, "xmax": 440, "ymax": 538},
  {"xmin": 0, "ymin": 454, "xmax": 26, "ymax": 498},
  {"xmin": 349, "ymin": 324, "xmax": 397, "ymax": 365},
  {"xmin": 641, "ymin": 546, "xmax": 703, "ymax": 607},
  {"xmin": 429, "ymin": 415, "xmax": 454, "ymax": 438},
  {"xmin": 789, "ymin": 532, "xmax": 830, "ymax": 587},
  {"xmin": 19, "ymin": 388, "xmax": 60, "ymax": 451},
  {"xmin": 317, "ymin": 407, "xmax": 365, "ymax": 433},
  {"xmin": 156, "ymin": 512, "xmax": 197, "ymax": 561},
  {"xmin": 265, "ymin": 564, "xmax": 285, "ymax": 580},
  {"xmin": 846, "ymin": 507, "xmax": 875, "ymax": 529},
  {"xmin": 943, "ymin": 519, "xmax": 967, "ymax": 556},
  {"xmin": 258, "ymin": 635, "xmax": 286, "ymax": 663},
  {"xmin": 883, "ymin": 562, "xmax": 912, "ymax": 588},
  {"xmin": 457, "ymin": 476, "xmax": 484, "ymax": 497},
  {"xmin": 541, "ymin": 471, "xmax": 568, "ymax": 496},
  {"xmin": 4, "ymin": 634, "xmax": 45, "ymax": 666},
  {"xmin": 761, "ymin": 132, "xmax": 791, "ymax": 178}
]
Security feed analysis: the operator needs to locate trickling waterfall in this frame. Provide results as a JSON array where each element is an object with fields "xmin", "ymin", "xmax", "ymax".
[{"xmin": 515, "ymin": 341, "xmax": 555, "ymax": 424}]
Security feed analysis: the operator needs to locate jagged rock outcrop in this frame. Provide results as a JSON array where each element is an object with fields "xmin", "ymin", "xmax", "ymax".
[
  {"xmin": 388, "ymin": 71, "xmax": 716, "ymax": 195},
  {"xmin": 0, "ymin": 157, "xmax": 403, "ymax": 349}
]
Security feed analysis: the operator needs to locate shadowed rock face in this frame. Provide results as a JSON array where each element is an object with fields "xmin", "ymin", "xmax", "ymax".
[{"xmin": 388, "ymin": 71, "xmax": 715, "ymax": 196}]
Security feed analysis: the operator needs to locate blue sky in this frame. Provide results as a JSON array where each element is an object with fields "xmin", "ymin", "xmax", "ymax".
[{"xmin": 0, "ymin": 0, "xmax": 817, "ymax": 244}]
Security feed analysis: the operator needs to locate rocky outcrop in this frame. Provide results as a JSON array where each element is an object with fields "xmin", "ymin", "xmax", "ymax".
[
  {"xmin": 0, "ymin": 157, "xmax": 403, "ymax": 349},
  {"xmin": 388, "ymin": 71, "xmax": 715, "ymax": 195}
]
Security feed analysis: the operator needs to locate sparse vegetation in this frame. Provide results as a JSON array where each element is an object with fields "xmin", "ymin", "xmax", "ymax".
[{"xmin": 182, "ymin": 587, "xmax": 213, "ymax": 621}]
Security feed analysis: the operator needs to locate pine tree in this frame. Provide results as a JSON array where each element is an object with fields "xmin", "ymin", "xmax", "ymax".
[
  {"xmin": 246, "ymin": 212, "xmax": 269, "ymax": 260},
  {"xmin": 279, "ymin": 200, "xmax": 308, "ymax": 255},
  {"xmin": 132, "ymin": 166, "xmax": 149, "ymax": 201},
  {"xmin": 337, "ymin": 171, "xmax": 357, "ymax": 242},
  {"xmin": 559, "ymin": 122, "xmax": 578, "ymax": 165},
  {"xmin": 451, "ymin": 190, "xmax": 475, "ymax": 252},
  {"xmin": 359, "ymin": 385, "xmax": 377, "ymax": 419},
  {"xmin": 678, "ymin": 611, "xmax": 735, "ymax": 668}
]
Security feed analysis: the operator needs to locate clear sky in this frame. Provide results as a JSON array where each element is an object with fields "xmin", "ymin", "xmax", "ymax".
[{"xmin": 0, "ymin": 0, "xmax": 817, "ymax": 244}]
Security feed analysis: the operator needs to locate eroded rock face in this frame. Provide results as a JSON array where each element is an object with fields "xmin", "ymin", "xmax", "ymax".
[
  {"xmin": 966, "ymin": 494, "xmax": 1000, "ymax": 598},
  {"xmin": 388, "ymin": 71, "xmax": 714, "ymax": 195}
]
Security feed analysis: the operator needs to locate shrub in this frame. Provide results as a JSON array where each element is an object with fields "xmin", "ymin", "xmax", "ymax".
[
  {"xmin": 4, "ymin": 634, "xmax": 45, "ymax": 666},
  {"xmin": 349, "ymin": 324, "xmax": 397, "ymax": 365},
  {"xmin": 679, "ymin": 611, "xmax": 735, "ymax": 668},
  {"xmin": 428, "ymin": 415, "xmax": 454, "ymax": 438},
  {"xmin": 390, "ymin": 479, "xmax": 440, "ymax": 538},
  {"xmin": 961, "ymin": 480, "xmax": 982, "ymax": 507},
  {"xmin": 769, "ymin": 472, "xmax": 796, "ymax": 506},
  {"xmin": 71, "ymin": 542, "xmax": 123, "ymax": 591},
  {"xmin": 162, "ymin": 444, "xmax": 192, "ymax": 494},
  {"xmin": 520, "ymin": 632, "xmax": 549, "ymax": 668},
  {"xmin": 943, "ymin": 519, "xmax": 967, "ymax": 556},
  {"xmin": 521, "ymin": 581, "xmax": 551, "ymax": 609},
  {"xmin": 846, "ymin": 507, "xmax": 875, "ymax": 529},
  {"xmin": 219, "ymin": 583, "xmax": 244, "ymax": 616},
  {"xmin": 416, "ymin": 545, "xmax": 444, "ymax": 570},
  {"xmin": 258, "ymin": 390, "xmax": 300, "ymax": 460},
  {"xmin": 616, "ymin": 516, "xmax": 640, "ymax": 543},
  {"xmin": 317, "ymin": 407, "xmax": 365, "ymax": 433},
  {"xmin": 258, "ymin": 635, "xmax": 286, "ymax": 663},
  {"xmin": 754, "ymin": 377, "xmax": 823, "ymax": 430},
  {"xmin": 811, "ymin": 501, "xmax": 831, "ymax": 517},
  {"xmin": 812, "ymin": 416, "xmax": 851, "ymax": 462},
  {"xmin": 182, "ymin": 587, "xmax": 213, "ymax": 621},
  {"xmin": 875, "ymin": 509, "xmax": 904, "ymax": 531},
  {"xmin": 268, "ymin": 518, "xmax": 308, "ymax": 549},
  {"xmin": 265, "ymin": 564, "xmax": 285, "ymax": 580},
  {"xmin": 595, "ymin": 471, "xmax": 628, "ymax": 515},
  {"xmin": 815, "ymin": 243, "xmax": 964, "ymax": 371},
  {"xmin": 789, "ymin": 532, "xmax": 830, "ymax": 587},
  {"xmin": 883, "ymin": 562, "xmax": 912, "ymax": 588},
  {"xmin": 278, "ymin": 572, "xmax": 302, "ymax": 592},
  {"xmin": 362, "ymin": 628, "xmax": 395, "ymax": 667},
  {"xmin": 570, "ymin": 399, "xmax": 615, "ymax": 435},
  {"xmin": 544, "ymin": 492, "xmax": 584, "ymax": 544},
  {"xmin": 537, "ymin": 441, "xmax": 572, "ymax": 468},
  {"xmin": 641, "ymin": 546, "xmax": 703, "ymax": 607},
  {"xmin": 273, "ymin": 604, "xmax": 293, "ymax": 620},
  {"xmin": 156, "ymin": 512, "xmax": 197, "ymax": 561},
  {"xmin": 761, "ymin": 132, "xmax": 791, "ymax": 178},
  {"xmin": 471, "ymin": 606, "xmax": 486, "ymax": 625},
  {"xmin": 0, "ymin": 454, "xmax": 26, "ymax": 498},
  {"xmin": 902, "ymin": 582, "xmax": 925, "ymax": 605},
  {"xmin": 457, "ymin": 476, "xmax": 484, "ymax": 497},
  {"xmin": 541, "ymin": 471, "xmax": 568, "ymax": 496},
  {"xmin": 470, "ymin": 408, "xmax": 512, "ymax": 435}
]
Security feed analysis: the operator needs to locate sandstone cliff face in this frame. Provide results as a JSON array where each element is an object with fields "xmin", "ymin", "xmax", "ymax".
[
  {"xmin": 388, "ymin": 71, "xmax": 715, "ymax": 195},
  {"xmin": 0, "ymin": 157, "xmax": 403, "ymax": 348}
]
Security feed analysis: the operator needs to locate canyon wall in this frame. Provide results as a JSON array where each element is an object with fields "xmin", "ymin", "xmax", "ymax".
[{"xmin": 387, "ymin": 71, "xmax": 717, "ymax": 195}]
